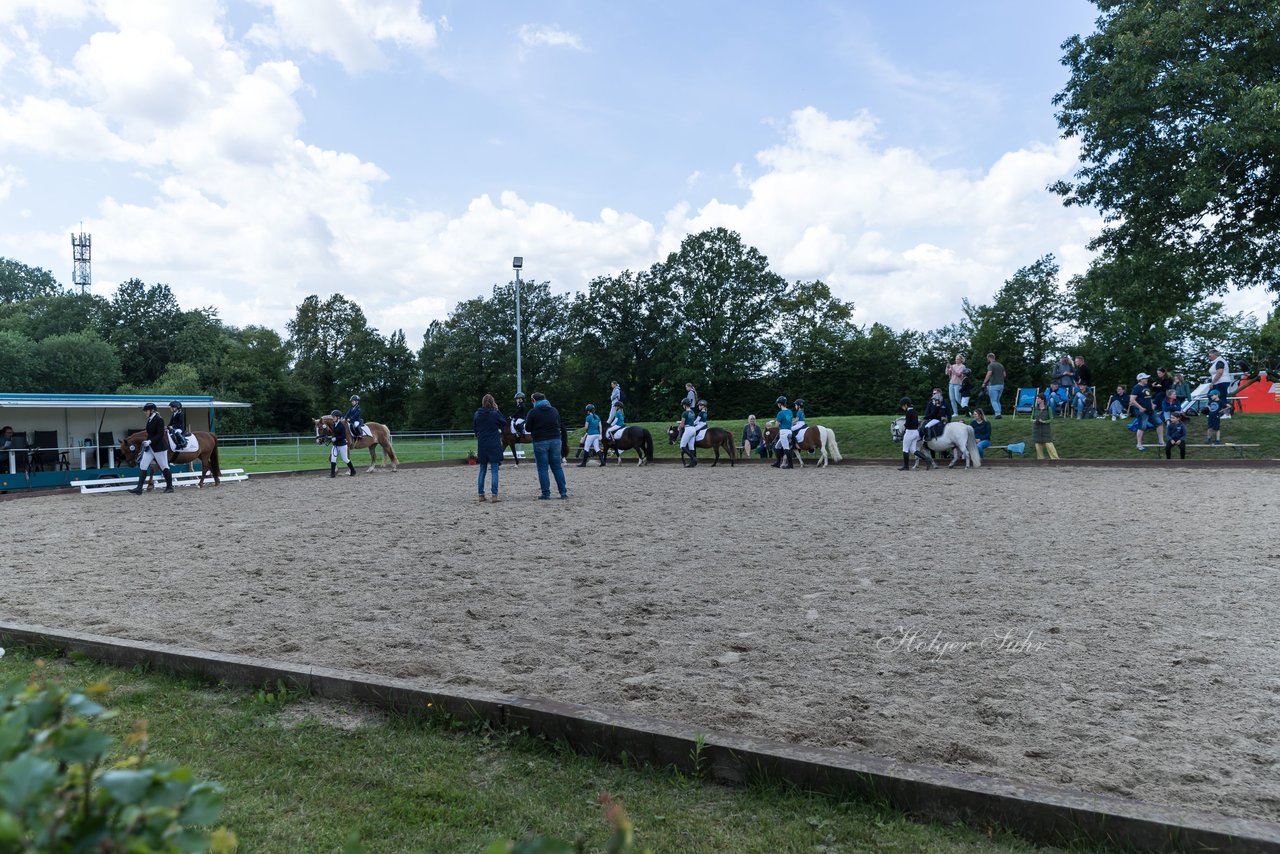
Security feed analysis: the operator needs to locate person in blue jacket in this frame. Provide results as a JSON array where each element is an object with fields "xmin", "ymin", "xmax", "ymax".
[
  {"xmin": 1205, "ymin": 390, "xmax": 1224, "ymax": 444},
  {"xmin": 473, "ymin": 393, "xmax": 506, "ymax": 501},
  {"xmin": 327, "ymin": 409, "xmax": 356, "ymax": 478},
  {"xmin": 678, "ymin": 400, "xmax": 700, "ymax": 467},
  {"xmin": 579, "ymin": 403, "xmax": 603, "ymax": 467},
  {"xmin": 792, "ymin": 398, "xmax": 807, "ymax": 445}
]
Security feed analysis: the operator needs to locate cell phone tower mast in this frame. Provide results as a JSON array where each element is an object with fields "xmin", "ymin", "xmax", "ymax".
[{"xmin": 72, "ymin": 227, "xmax": 91, "ymax": 293}]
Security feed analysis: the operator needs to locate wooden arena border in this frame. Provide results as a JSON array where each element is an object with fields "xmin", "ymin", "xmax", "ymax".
[{"xmin": 2, "ymin": 623, "xmax": 1277, "ymax": 853}]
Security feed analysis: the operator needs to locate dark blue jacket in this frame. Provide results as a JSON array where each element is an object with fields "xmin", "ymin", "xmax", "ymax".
[
  {"xmin": 473, "ymin": 407, "xmax": 505, "ymax": 458},
  {"xmin": 524, "ymin": 400, "xmax": 563, "ymax": 441},
  {"xmin": 331, "ymin": 420, "xmax": 349, "ymax": 447},
  {"xmin": 971, "ymin": 419, "xmax": 991, "ymax": 442}
]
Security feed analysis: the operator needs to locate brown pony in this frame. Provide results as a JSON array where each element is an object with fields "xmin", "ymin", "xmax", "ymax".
[
  {"xmin": 665, "ymin": 424, "xmax": 736, "ymax": 466},
  {"xmin": 500, "ymin": 417, "xmax": 570, "ymax": 465},
  {"xmin": 118, "ymin": 431, "xmax": 222, "ymax": 487},
  {"xmin": 314, "ymin": 415, "xmax": 399, "ymax": 472}
]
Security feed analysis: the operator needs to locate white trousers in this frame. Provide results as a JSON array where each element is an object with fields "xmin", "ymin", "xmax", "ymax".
[
  {"xmin": 139, "ymin": 447, "xmax": 169, "ymax": 470},
  {"xmin": 330, "ymin": 444, "xmax": 350, "ymax": 463},
  {"xmin": 606, "ymin": 425, "xmax": 623, "ymax": 440},
  {"xmin": 775, "ymin": 428, "xmax": 792, "ymax": 450},
  {"xmin": 583, "ymin": 434, "xmax": 601, "ymax": 453},
  {"xmin": 902, "ymin": 432, "xmax": 920, "ymax": 454},
  {"xmin": 680, "ymin": 424, "xmax": 698, "ymax": 450}
]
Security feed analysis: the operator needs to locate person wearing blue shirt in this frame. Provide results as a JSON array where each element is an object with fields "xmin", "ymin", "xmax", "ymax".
[
  {"xmin": 579, "ymin": 404, "xmax": 603, "ymax": 467},
  {"xmin": 678, "ymin": 401, "xmax": 700, "ymax": 467},
  {"xmin": 1205, "ymin": 391, "xmax": 1224, "ymax": 444},
  {"xmin": 1165, "ymin": 411, "xmax": 1187, "ymax": 459},
  {"xmin": 1129, "ymin": 373, "xmax": 1161, "ymax": 451},
  {"xmin": 772, "ymin": 396, "xmax": 797, "ymax": 469},
  {"xmin": 606, "ymin": 401, "xmax": 626, "ymax": 441},
  {"xmin": 970, "ymin": 409, "xmax": 992, "ymax": 457},
  {"xmin": 792, "ymin": 398, "xmax": 807, "ymax": 446}
]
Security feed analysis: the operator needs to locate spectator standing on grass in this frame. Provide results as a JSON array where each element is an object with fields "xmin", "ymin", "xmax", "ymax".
[
  {"xmin": 683, "ymin": 382, "xmax": 697, "ymax": 410},
  {"xmin": 970, "ymin": 409, "xmax": 992, "ymax": 458},
  {"xmin": 982, "ymin": 353, "xmax": 1006, "ymax": 418},
  {"xmin": 1032, "ymin": 393, "xmax": 1059, "ymax": 460},
  {"xmin": 1052, "ymin": 355, "xmax": 1075, "ymax": 394},
  {"xmin": 1074, "ymin": 356, "xmax": 1094, "ymax": 415},
  {"xmin": 525, "ymin": 391, "xmax": 568, "ymax": 499},
  {"xmin": 607, "ymin": 381, "xmax": 623, "ymax": 423},
  {"xmin": 1165, "ymin": 411, "xmax": 1187, "ymax": 460},
  {"xmin": 1129, "ymin": 373, "xmax": 1161, "ymax": 452},
  {"xmin": 1207, "ymin": 348, "xmax": 1230, "ymax": 404},
  {"xmin": 1107, "ymin": 384, "xmax": 1128, "ymax": 420},
  {"xmin": 958, "ymin": 368, "xmax": 974, "ymax": 415},
  {"xmin": 472, "ymin": 394, "xmax": 505, "ymax": 502},
  {"xmin": 1205, "ymin": 390, "xmax": 1224, "ymax": 444},
  {"xmin": 945, "ymin": 355, "xmax": 967, "ymax": 418},
  {"xmin": 1173, "ymin": 373, "xmax": 1191, "ymax": 404}
]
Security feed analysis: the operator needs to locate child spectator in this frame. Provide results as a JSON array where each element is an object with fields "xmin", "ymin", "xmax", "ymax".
[
  {"xmin": 1032, "ymin": 393, "xmax": 1059, "ymax": 460},
  {"xmin": 1106, "ymin": 385, "xmax": 1128, "ymax": 420},
  {"xmin": 1205, "ymin": 390, "xmax": 1224, "ymax": 444},
  {"xmin": 1165, "ymin": 411, "xmax": 1187, "ymax": 459}
]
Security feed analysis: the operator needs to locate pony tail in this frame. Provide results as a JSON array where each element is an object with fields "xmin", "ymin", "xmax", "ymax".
[{"xmin": 210, "ymin": 442, "xmax": 221, "ymax": 477}]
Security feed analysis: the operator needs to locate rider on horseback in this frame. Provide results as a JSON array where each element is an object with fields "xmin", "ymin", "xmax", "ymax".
[
  {"xmin": 772, "ymin": 396, "xmax": 798, "ymax": 469},
  {"xmin": 695, "ymin": 399, "xmax": 709, "ymax": 437},
  {"xmin": 346, "ymin": 395, "xmax": 365, "ymax": 439},
  {"xmin": 512, "ymin": 392, "xmax": 528, "ymax": 439},
  {"xmin": 678, "ymin": 400, "xmax": 700, "ymax": 467},
  {"xmin": 606, "ymin": 401, "xmax": 625, "ymax": 441},
  {"xmin": 168, "ymin": 400, "xmax": 188, "ymax": 451},
  {"xmin": 580, "ymin": 404, "xmax": 603, "ymax": 467},
  {"xmin": 899, "ymin": 396, "xmax": 936, "ymax": 470},
  {"xmin": 792, "ymin": 398, "xmax": 807, "ymax": 447},
  {"xmin": 921, "ymin": 389, "xmax": 947, "ymax": 441}
]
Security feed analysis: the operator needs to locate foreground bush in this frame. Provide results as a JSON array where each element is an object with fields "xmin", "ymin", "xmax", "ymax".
[{"xmin": 0, "ymin": 659, "xmax": 235, "ymax": 852}]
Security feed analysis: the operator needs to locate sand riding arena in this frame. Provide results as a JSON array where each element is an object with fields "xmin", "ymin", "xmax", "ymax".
[{"xmin": 2, "ymin": 462, "xmax": 1276, "ymax": 824}]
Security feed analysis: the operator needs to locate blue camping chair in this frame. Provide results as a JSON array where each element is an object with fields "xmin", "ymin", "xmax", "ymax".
[{"xmin": 1013, "ymin": 388, "xmax": 1037, "ymax": 417}]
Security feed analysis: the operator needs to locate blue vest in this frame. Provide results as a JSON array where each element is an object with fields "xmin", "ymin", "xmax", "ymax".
[
  {"xmin": 585, "ymin": 413, "xmax": 600, "ymax": 435},
  {"xmin": 776, "ymin": 409, "xmax": 793, "ymax": 430}
]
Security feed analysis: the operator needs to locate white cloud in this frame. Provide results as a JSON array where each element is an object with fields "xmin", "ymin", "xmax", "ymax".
[
  {"xmin": 247, "ymin": 0, "xmax": 437, "ymax": 71},
  {"xmin": 517, "ymin": 24, "xmax": 584, "ymax": 52}
]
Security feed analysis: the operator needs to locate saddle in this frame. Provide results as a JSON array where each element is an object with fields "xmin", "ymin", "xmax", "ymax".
[{"xmin": 921, "ymin": 422, "xmax": 945, "ymax": 441}]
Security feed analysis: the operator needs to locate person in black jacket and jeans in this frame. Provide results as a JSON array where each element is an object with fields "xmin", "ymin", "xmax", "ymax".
[{"xmin": 523, "ymin": 391, "xmax": 568, "ymax": 499}]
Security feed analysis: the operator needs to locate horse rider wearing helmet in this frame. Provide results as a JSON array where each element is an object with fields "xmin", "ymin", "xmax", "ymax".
[
  {"xmin": 899, "ymin": 396, "xmax": 936, "ymax": 471},
  {"xmin": 921, "ymin": 388, "xmax": 947, "ymax": 440},
  {"xmin": 678, "ymin": 399, "xmax": 700, "ymax": 467},
  {"xmin": 345, "ymin": 395, "xmax": 365, "ymax": 439},
  {"xmin": 512, "ymin": 392, "xmax": 529, "ymax": 438},
  {"xmin": 168, "ymin": 400, "xmax": 188, "ymax": 451},
  {"xmin": 327, "ymin": 409, "xmax": 356, "ymax": 477},
  {"xmin": 580, "ymin": 403, "xmax": 603, "ymax": 467},
  {"xmin": 772, "ymin": 395, "xmax": 798, "ymax": 469},
  {"xmin": 606, "ymin": 400, "xmax": 626, "ymax": 441},
  {"xmin": 695, "ymin": 399, "xmax": 709, "ymax": 433},
  {"xmin": 792, "ymin": 398, "xmax": 807, "ymax": 446},
  {"xmin": 127, "ymin": 402, "xmax": 174, "ymax": 494}
]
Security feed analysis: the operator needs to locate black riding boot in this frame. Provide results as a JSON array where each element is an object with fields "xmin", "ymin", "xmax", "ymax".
[
  {"xmin": 899, "ymin": 453, "xmax": 910, "ymax": 471},
  {"xmin": 598, "ymin": 450, "xmax": 607, "ymax": 466},
  {"xmin": 577, "ymin": 452, "xmax": 589, "ymax": 467},
  {"xmin": 782, "ymin": 449, "xmax": 795, "ymax": 469},
  {"xmin": 771, "ymin": 448, "xmax": 783, "ymax": 468},
  {"xmin": 348, "ymin": 462, "xmax": 356, "ymax": 476},
  {"xmin": 330, "ymin": 463, "xmax": 337, "ymax": 478},
  {"xmin": 915, "ymin": 450, "xmax": 936, "ymax": 470},
  {"xmin": 161, "ymin": 468, "xmax": 174, "ymax": 493},
  {"xmin": 127, "ymin": 471, "xmax": 146, "ymax": 494}
]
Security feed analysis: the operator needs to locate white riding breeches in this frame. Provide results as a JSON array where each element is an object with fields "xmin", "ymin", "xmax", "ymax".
[
  {"xmin": 606, "ymin": 425, "xmax": 623, "ymax": 440},
  {"xmin": 139, "ymin": 447, "xmax": 169, "ymax": 470},
  {"xmin": 775, "ymin": 428, "xmax": 792, "ymax": 450},
  {"xmin": 330, "ymin": 444, "xmax": 350, "ymax": 463},
  {"xmin": 584, "ymin": 434, "xmax": 601, "ymax": 453},
  {"xmin": 902, "ymin": 431, "xmax": 920, "ymax": 454},
  {"xmin": 680, "ymin": 424, "xmax": 698, "ymax": 451}
]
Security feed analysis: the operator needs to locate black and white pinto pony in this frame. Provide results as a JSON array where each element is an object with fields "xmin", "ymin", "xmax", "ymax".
[{"xmin": 889, "ymin": 417, "xmax": 982, "ymax": 469}]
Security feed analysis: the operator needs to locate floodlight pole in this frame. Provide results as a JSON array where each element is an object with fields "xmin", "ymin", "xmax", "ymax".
[{"xmin": 512, "ymin": 256, "xmax": 524, "ymax": 396}]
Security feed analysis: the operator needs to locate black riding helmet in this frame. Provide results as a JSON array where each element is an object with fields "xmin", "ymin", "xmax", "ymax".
[
  {"xmin": 776, "ymin": 395, "xmax": 787, "ymax": 405},
  {"xmin": 514, "ymin": 392, "xmax": 525, "ymax": 400},
  {"xmin": 169, "ymin": 400, "xmax": 182, "ymax": 409},
  {"xmin": 794, "ymin": 398, "xmax": 805, "ymax": 408},
  {"xmin": 143, "ymin": 402, "xmax": 156, "ymax": 411},
  {"xmin": 697, "ymin": 399, "xmax": 706, "ymax": 407},
  {"xmin": 330, "ymin": 409, "xmax": 342, "ymax": 418},
  {"xmin": 585, "ymin": 403, "xmax": 595, "ymax": 411},
  {"xmin": 899, "ymin": 396, "xmax": 912, "ymax": 406}
]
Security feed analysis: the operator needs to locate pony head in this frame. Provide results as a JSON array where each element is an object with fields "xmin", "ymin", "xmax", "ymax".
[
  {"xmin": 889, "ymin": 417, "xmax": 906, "ymax": 442},
  {"xmin": 314, "ymin": 415, "xmax": 337, "ymax": 444}
]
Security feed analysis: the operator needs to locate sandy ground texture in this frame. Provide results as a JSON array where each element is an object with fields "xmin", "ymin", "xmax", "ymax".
[{"xmin": 2, "ymin": 461, "xmax": 1277, "ymax": 823}]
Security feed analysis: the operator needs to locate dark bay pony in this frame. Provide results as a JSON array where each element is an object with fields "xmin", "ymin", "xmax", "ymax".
[
  {"xmin": 314, "ymin": 415, "xmax": 399, "ymax": 472},
  {"xmin": 500, "ymin": 418, "xmax": 569, "ymax": 466},
  {"xmin": 665, "ymin": 424, "xmax": 736, "ymax": 467},
  {"xmin": 602, "ymin": 426, "xmax": 654, "ymax": 466},
  {"xmin": 118, "ymin": 431, "xmax": 222, "ymax": 488}
]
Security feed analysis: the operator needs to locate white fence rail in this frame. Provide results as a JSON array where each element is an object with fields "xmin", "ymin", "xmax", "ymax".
[
  {"xmin": 72, "ymin": 468, "xmax": 249, "ymax": 494},
  {"xmin": 216, "ymin": 431, "xmax": 479, "ymax": 465}
]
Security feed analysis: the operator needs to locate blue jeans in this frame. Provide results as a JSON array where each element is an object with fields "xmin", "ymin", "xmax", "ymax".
[
  {"xmin": 533, "ymin": 438, "xmax": 567, "ymax": 497},
  {"xmin": 976, "ymin": 439, "xmax": 991, "ymax": 457},
  {"xmin": 949, "ymin": 383, "xmax": 963, "ymax": 416},
  {"xmin": 476, "ymin": 461, "xmax": 499, "ymax": 495},
  {"xmin": 986, "ymin": 384, "xmax": 1003, "ymax": 416}
]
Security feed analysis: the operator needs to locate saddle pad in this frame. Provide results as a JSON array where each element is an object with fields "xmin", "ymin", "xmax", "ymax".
[
  {"xmin": 169, "ymin": 435, "xmax": 199, "ymax": 455},
  {"xmin": 695, "ymin": 428, "xmax": 708, "ymax": 441}
]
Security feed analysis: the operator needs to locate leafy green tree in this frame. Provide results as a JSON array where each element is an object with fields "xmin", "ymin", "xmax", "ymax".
[
  {"xmin": 839, "ymin": 323, "xmax": 931, "ymax": 414},
  {"xmin": 117, "ymin": 363, "xmax": 204, "ymax": 397},
  {"xmin": 0, "ymin": 330, "xmax": 38, "ymax": 391},
  {"xmin": 97, "ymin": 279, "xmax": 183, "ymax": 387},
  {"xmin": 966, "ymin": 255, "xmax": 1069, "ymax": 389},
  {"xmin": 286, "ymin": 294, "xmax": 385, "ymax": 412},
  {"xmin": 1053, "ymin": 0, "xmax": 1280, "ymax": 297},
  {"xmin": 0, "ymin": 257, "xmax": 60, "ymax": 303},
  {"xmin": 0, "ymin": 292, "xmax": 106, "ymax": 341},
  {"xmin": 215, "ymin": 326, "xmax": 312, "ymax": 432},
  {"xmin": 31, "ymin": 332, "xmax": 121, "ymax": 393}
]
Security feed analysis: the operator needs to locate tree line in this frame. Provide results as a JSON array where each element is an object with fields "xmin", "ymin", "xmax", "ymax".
[{"xmin": 0, "ymin": 225, "xmax": 1271, "ymax": 434}]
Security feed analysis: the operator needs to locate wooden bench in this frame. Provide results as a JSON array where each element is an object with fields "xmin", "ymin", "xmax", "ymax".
[
  {"xmin": 1181, "ymin": 443, "xmax": 1258, "ymax": 459},
  {"xmin": 988, "ymin": 444, "xmax": 1026, "ymax": 458}
]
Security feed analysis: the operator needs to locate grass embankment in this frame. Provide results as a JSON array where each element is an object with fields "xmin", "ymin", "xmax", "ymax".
[
  {"xmin": 0, "ymin": 647, "xmax": 1047, "ymax": 853},
  {"xmin": 222, "ymin": 413, "xmax": 1277, "ymax": 474}
]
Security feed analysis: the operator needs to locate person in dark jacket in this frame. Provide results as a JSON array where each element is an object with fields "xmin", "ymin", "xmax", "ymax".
[
  {"xmin": 511, "ymin": 392, "xmax": 529, "ymax": 438},
  {"xmin": 1165, "ymin": 411, "xmax": 1188, "ymax": 459},
  {"xmin": 473, "ymin": 393, "xmax": 506, "ymax": 501},
  {"xmin": 970, "ymin": 409, "xmax": 992, "ymax": 457},
  {"xmin": 127, "ymin": 402, "xmax": 174, "ymax": 494},
  {"xmin": 899, "ymin": 396, "xmax": 933, "ymax": 470},
  {"xmin": 523, "ymin": 391, "xmax": 568, "ymax": 499},
  {"xmin": 346, "ymin": 395, "xmax": 364, "ymax": 439},
  {"xmin": 168, "ymin": 401, "xmax": 188, "ymax": 450},
  {"xmin": 328, "ymin": 409, "xmax": 356, "ymax": 477}
]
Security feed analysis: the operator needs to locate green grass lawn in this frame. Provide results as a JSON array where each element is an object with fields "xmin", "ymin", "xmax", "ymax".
[
  {"xmin": 0, "ymin": 647, "xmax": 1054, "ymax": 853},
  {"xmin": 218, "ymin": 413, "xmax": 1276, "ymax": 474}
]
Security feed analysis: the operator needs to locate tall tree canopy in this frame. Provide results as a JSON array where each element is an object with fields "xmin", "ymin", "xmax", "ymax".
[{"xmin": 1053, "ymin": 0, "xmax": 1280, "ymax": 297}]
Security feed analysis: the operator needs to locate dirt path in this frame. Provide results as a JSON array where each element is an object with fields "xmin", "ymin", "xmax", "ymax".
[{"xmin": 2, "ymin": 462, "xmax": 1276, "ymax": 822}]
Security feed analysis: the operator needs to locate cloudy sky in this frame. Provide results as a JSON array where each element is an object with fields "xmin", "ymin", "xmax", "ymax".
[{"xmin": 1, "ymin": 1, "xmax": 1137, "ymax": 344}]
